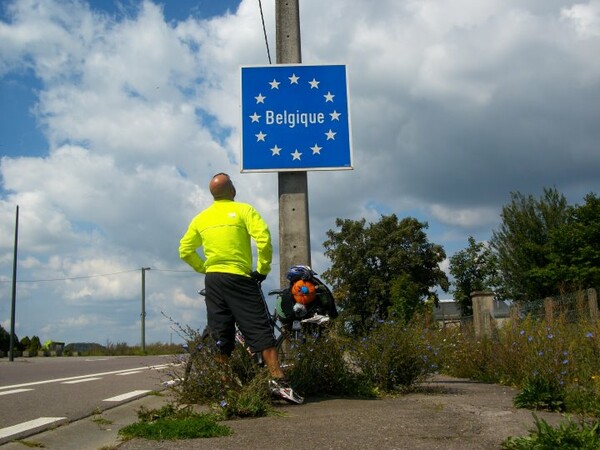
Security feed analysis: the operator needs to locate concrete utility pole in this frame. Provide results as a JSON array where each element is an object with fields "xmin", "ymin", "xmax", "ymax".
[
  {"xmin": 9, "ymin": 205, "xmax": 19, "ymax": 362},
  {"xmin": 276, "ymin": 0, "xmax": 311, "ymax": 288},
  {"xmin": 140, "ymin": 267, "xmax": 151, "ymax": 352}
]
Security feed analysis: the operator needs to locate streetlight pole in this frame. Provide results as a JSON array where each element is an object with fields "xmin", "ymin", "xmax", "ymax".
[{"xmin": 141, "ymin": 267, "xmax": 151, "ymax": 353}]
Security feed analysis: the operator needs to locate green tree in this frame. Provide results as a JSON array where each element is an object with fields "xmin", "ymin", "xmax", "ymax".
[
  {"xmin": 322, "ymin": 214, "xmax": 449, "ymax": 334},
  {"xmin": 29, "ymin": 335, "xmax": 42, "ymax": 353},
  {"xmin": 449, "ymin": 236, "xmax": 500, "ymax": 315},
  {"xmin": 0, "ymin": 325, "xmax": 9, "ymax": 352},
  {"xmin": 20, "ymin": 336, "xmax": 31, "ymax": 352},
  {"xmin": 0, "ymin": 325, "xmax": 20, "ymax": 353},
  {"xmin": 490, "ymin": 187, "xmax": 569, "ymax": 302},
  {"xmin": 532, "ymin": 193, "xmax": 600, "ymax": 293}
]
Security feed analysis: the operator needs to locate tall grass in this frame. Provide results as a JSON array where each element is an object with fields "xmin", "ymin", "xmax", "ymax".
[{"xmin": 429, "ymin": 315, "xmax": 600, "ymax": 416}]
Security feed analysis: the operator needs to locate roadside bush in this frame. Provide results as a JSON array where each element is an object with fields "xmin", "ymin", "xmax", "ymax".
[
  {"xmin": 351, "ymin": 320, "xmax": 436, "ymax": 392},
  {"xmin": 436, "ymin": 314, "xmax": 600, "ymax": 417},
  {"xmin": 287, "ymin": 332, "xmax": 375, "ymax": 397},
  {"xmin": 513, "ymin": 376, "xmax": 566, "ymax": 412}
]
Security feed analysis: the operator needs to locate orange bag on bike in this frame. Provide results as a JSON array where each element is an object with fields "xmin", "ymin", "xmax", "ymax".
[{"xmin": 291, "ymin": 279, "xmax": 317, "ymax": 305}]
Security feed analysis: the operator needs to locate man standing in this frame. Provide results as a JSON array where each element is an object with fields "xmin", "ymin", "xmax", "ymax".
[{"xmin": 179, "ymin": 172, "xmax": 303, "ymax": 404}]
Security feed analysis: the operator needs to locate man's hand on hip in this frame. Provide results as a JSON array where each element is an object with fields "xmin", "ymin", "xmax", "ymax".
[{"xmin": 250, "ymin": 271, "xmax": 267, "ymax": 282}]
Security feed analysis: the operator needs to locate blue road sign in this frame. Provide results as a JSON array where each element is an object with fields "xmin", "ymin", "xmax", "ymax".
[{"xmin": 241, "ymin": 64, "xmax": 352, "ymax": 172}]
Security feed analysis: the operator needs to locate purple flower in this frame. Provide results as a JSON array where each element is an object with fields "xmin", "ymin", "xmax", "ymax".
[{"xmin": 586, "ymin": 332, "xmax": 594, "ymax": 338}]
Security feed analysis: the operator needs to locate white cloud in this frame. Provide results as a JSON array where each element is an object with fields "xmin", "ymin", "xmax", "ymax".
[
  {"xmin": 1, "ymin": 0, "xmax": 599, "ymax": 344},
  {"xmin": 429, "ymin": 204, "xmax": 499, "ymax": 228},
  {"xmin": 562, "ymin": 1, "xmax": 600, "ymax": 38}
]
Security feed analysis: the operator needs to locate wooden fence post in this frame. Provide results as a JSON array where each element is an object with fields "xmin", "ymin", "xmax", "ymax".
[
  {"xmin": 544, "ymin": 297, "xmax": 555, "ymax": 324},
  {"xmin": 588, "ymin": 288, "xmax": 599, "ymax": 322},
  {"xmin": 472, "ymin": 291, "xmax": 495, "ymax": 337}
]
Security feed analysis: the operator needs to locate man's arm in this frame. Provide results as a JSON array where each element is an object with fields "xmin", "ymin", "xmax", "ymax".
[
  {"xmin": 246, "ymin": 207, "xmax": 272, "ymax": 275},
  {"xmin": 179, "ymin": 225, "xmax": 206, "ymax": 274}
]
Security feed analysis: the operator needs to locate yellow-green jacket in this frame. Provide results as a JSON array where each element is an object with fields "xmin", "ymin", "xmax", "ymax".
[{"xmin": 179, "ymin": 200, "xmax": 272, "ymax": 277}]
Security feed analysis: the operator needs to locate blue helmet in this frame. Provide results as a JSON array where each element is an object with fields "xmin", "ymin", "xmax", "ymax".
[{"xmin": 286, "ymin": 265, "xmax": 315, "ymax": 282}]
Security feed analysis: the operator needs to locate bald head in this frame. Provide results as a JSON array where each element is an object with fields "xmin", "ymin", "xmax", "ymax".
[{"xmin": 209, "ymin": 173, "xmax": 236, "ymax": 200}]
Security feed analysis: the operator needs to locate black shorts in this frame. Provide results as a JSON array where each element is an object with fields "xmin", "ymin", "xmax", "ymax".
[{"xmin": 204, "ymin": 272, "xmax": 275, "ymax": 356}]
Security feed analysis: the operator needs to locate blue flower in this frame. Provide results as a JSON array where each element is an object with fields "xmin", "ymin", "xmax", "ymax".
[
  {"xmin": 547, "ymin": 334, "xmax": 554, "ymax": 339},
  {"xmin": 519, "ymin": 330, "xmax": 525, "ymax": 336},
  {"xmin": 562, "ymin": 359, "xmax": 569, "ymax": 365},
  {"xmin": 220, "ymin": 400, "xmax": 227, "ymax": 408},
  {"xmin": 586, "ymin": 332, "xmax": 594, "ymax": 338}
]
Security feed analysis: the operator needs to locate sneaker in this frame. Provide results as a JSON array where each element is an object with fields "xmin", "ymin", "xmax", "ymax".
[{"xmin": 269, "ymin": 379, "xmax": 304, "ymax": 404}]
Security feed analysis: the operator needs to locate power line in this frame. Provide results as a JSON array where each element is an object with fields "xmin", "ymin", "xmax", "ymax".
[
  {"xmin": 258, "ymin": 0, "xmax": 271, "ymax": 64},
  {"xmin": 0, "ymin": 268, "xmax": 197, "ymax": 284},
  {"xmin": 2, "ymin": 269, "xmax": 139, "ymax": 283}
]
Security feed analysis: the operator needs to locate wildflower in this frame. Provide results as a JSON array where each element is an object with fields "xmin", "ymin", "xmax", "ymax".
[
  {"xmin": 528, "ymin": 336, "xmax": 533, "ymax": 342},
  {"xmin": 538, "ymin": 351, "xmax": 544, "ymax": 356},
  {"xmin": 220, "ymin": 400, "xmax": 227, "ymax": 408},
  {"xmin": 547, "ymin": 334, "xmax": 554, "ymax": 339},
  {"xmin": 519, "ymin": 330, "xmax": 525, "ymax": 336},
  {"xmin": 562, "ymin": 359, "xmax": 568, "ymax": 365},
  {"xmin": 586, "ymin": 332, "xmax": 594, "ymax": 338}
]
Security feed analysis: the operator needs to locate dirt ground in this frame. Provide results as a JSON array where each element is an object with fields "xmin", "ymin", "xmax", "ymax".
[{"xmin": 116, "ymin": 375, "xmax": 566, "ymax": 450}]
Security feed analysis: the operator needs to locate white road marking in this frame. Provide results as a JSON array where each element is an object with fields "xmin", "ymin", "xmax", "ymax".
[
  {"xmin": 116, "ymin": 371, "xmax": 142, "ymax": 376},
  {"xmin": 103, "ymin": 390, "xmax": 151, "ymax": 402},
  {"xmin": 0, "ymin": 363, "xmax": 175, "ymax": 391},
  {"xmin": 61, "ymin": 377, "xmax": 102, "ymax": 384},
  {"xmin": 148, "ymin": 364, "xmax": 171, "ymax": 370},
  {"xmin": 0, "ymin": 388, "xmax": 34, "ymax": 396},
  {"xmin": 0, "ymin": 417, "xmax": 67, "ymax": 442}
]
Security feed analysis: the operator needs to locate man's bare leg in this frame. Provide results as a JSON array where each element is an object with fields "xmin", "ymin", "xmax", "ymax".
[{"xmin": 262, "ymin": 346, "xmax": 284, "ymax": 379}]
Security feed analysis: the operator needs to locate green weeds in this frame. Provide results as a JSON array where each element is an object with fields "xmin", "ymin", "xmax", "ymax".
[
  {"xmin": 502, "ymin": 415, "xmax": 600, "ymax": 449},
  {"xmin": 118, "ymin": 404, "xmax": 231, "ymax": 441}
]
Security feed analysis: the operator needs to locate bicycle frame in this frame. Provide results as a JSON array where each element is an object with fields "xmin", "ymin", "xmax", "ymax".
[{"xmin": 188, "ymin": 280, "xmax": 332, "ymax": 375}]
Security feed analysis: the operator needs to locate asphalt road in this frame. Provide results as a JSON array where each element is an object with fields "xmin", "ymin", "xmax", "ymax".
[{"xmin": 0, "ymin": 355, "xmax": 177, "ymax": 444}]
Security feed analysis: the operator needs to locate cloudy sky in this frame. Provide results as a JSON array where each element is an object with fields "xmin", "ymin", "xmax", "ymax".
[{"xmin": 1, "ymin": 0, "xmax": 599, "ymax": 346}]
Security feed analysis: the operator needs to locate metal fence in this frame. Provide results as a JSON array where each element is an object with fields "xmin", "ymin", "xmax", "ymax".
[{"xmin": 514, "ymin": 288, "xmax": 599, "ymax": 323}]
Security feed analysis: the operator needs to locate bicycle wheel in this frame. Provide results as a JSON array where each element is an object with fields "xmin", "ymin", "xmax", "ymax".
[{"xmin": 276, "ymin": 328, "xmax": 305, "ymax": 370}]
